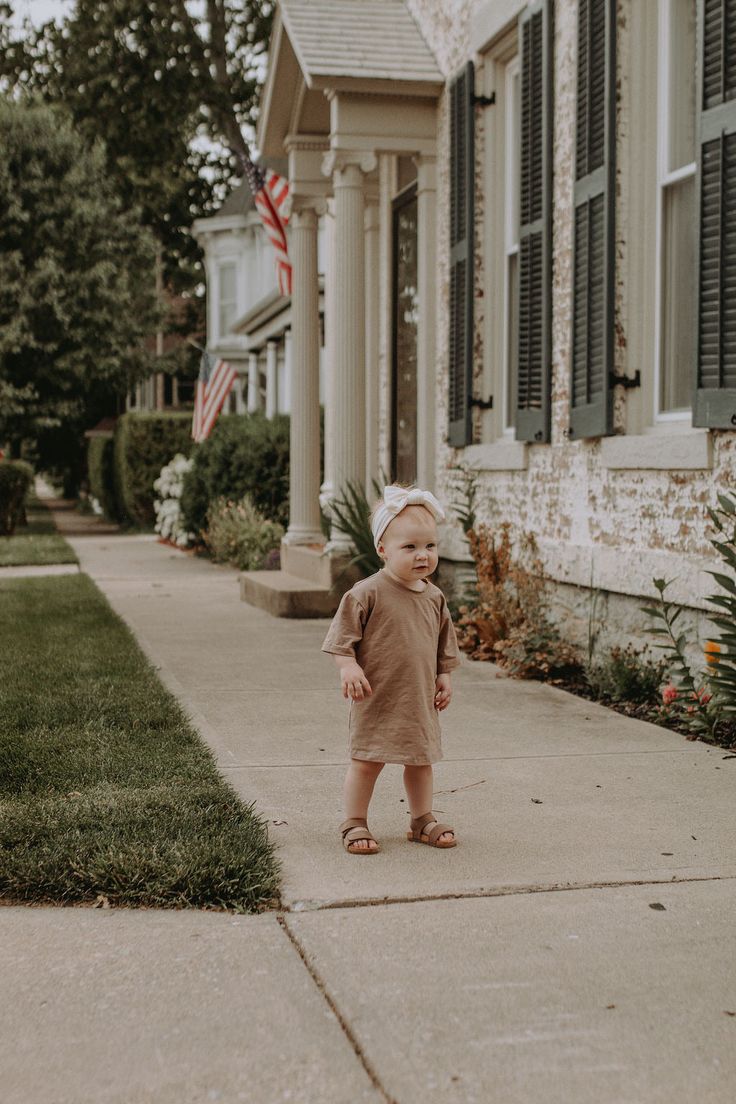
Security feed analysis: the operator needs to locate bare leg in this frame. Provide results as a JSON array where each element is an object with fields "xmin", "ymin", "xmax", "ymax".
[
  {"xmin": 403, "ymin": 764, "xmax": 454, "ymax": 843},
  {"xmin": 343, "ymin": 758, "xmax": 384, "ymax": 851}
]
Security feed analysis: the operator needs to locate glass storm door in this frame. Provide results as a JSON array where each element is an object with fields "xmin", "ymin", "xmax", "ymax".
[{"xmin": 391, "ymin": 185, "xmax": 419, "ymax": 484}]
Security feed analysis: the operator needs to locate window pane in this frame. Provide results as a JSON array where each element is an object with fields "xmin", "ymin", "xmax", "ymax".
[
  {"xmin": 219, "ymin": 263, "xmax": 237, "ymax": 336},
  {"xmin": 667, "ymin": 0, "xmax": 696, "ymax": 170},
  {"xmin": 660, "ymin": 174, "xmax": 696, "ymax": 412}
]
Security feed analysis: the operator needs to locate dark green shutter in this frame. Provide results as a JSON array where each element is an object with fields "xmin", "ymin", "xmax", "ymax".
[
  {"xmin": 694, "ymin": 0, "xmax": 736, "ymax": 428},
  {"xmin": 516, "ymin": 0, "xmax": 554, "ymax": 443},
  {"xmin": 448, "ymin": 62, "xmax": 475, "ymax": 447},
  {"xmin": 569, "ymin": 0, "xmax": 616, "ymax": 439}
]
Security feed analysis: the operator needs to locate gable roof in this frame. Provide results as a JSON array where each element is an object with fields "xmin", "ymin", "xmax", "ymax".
[{"xmin": 279, "ymin": 0, "xmax": 442, "ymax": 87}]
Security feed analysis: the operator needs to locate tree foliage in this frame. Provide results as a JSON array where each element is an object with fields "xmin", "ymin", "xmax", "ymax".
[
  {"xmin": 0, "ymin": 100, "xmax": 160, "ymax": 485},
  {"xmin": 0, "ymin": 0, "xmax": 273, "ymax": 293}
]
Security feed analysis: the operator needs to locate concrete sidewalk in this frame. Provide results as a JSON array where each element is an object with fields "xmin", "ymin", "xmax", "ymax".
[{"xmin": 3, "ymin": 522, "xmax": 736, "ymax": 1104}]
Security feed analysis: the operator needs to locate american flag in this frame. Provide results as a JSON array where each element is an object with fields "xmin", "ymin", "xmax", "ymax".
[
  {"xmin": 192, "ymin": 352, "xmax": 237, "ymax": 443},
  {"xmin": 237, "ymin": 148, "xmax": 292, "ymax": 296}
]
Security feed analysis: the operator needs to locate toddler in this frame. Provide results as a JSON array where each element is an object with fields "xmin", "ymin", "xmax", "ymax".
[{"xmin": 320, "ymin": 483, "xmax": 461, "ymax": 855}]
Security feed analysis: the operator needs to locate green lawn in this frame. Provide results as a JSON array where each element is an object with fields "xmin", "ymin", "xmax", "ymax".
[
  {"xmin": 0, "ymin": 574, "xmax": 281, "ymax": 911},
  {"xmin": 0, "ymin": 502, "xmax": 77, "ymax": 566}
]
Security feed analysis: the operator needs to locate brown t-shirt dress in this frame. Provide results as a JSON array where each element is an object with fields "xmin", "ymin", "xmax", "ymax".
[{"xmin": 320, "ymin": 568, "xmax": 462, "ymax": 765}]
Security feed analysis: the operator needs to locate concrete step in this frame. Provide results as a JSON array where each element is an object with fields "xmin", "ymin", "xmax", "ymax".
[
  {"xmin": 239, "ymin": 569, "xmax": 341, "ymax": 618},
  {"xmin": 280, "ymin": 541, "xmax": 363, "ymax": 590}
]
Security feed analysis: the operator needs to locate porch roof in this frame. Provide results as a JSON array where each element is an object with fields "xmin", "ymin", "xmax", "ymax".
[
  {"xmin": 258, "ymin": 1, "xmax": 443, "ymax": 155},
  {"xmin": 279, "ymin": 0, "xmax": 442, "ymax": 86}
]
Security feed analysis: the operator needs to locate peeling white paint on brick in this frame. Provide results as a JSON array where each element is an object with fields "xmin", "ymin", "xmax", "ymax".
[{"xmin": 406, "ymin": 0, "xmax": 736, "ymax": 664}]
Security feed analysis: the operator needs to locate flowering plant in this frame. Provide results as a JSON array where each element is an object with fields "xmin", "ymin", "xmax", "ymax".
[{"xmin": 153, "ymin": 454, "xmax": 195, "ymax": 548}]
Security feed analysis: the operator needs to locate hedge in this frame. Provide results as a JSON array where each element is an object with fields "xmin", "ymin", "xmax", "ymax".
[
  {"xmin": 113, "ymin": 413, "xmax": 194, "ymax": 528},
  {"xmin": 181, "ymin": 412, "xmax": 299, "ymax": 537},
  {"xmin": 87, "ymin": 435, "xmax": 119, "ymax": 521},
  {"xmin": 0, "ymin": 460, "xmax": 34, "ymax": 536}
]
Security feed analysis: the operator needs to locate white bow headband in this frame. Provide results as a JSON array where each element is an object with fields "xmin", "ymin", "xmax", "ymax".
[{"xmin": 371, "ymin": 486, "xmax": 446, "ymax": 550}]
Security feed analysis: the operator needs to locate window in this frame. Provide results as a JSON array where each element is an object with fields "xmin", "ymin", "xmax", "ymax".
[
  {"xmin": 218, "ymin": 261, "xmax": 237, "ymax": 339},
  {"xmin": 655, "ymin": 0, "xmax": 697, "ymax": 419}
]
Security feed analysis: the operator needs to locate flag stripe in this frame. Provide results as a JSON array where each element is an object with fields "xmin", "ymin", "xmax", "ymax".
[{"xmin": 192, "ymin": 356, "xmax": 237, "ymax": 443}]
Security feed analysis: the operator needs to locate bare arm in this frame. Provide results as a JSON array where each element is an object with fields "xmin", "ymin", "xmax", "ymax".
[{"xmin": 332, "ymin": 654, "xmax": 373, "ymax": 701}]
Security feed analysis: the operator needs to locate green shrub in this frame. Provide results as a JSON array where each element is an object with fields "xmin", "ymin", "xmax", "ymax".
[
  {"xmin": 586, "ymin": 644, "xmax": 667, "ymax": 704},
  {"xmin": 113, "ymin": 412, "xmax": 193, "ymax": 527},
  {"xmin": 204, "ymin": 495, "xmax": 284, "ymax": 570},
  {"xmin": 87, "ymin": 435, "xmax": 119, "ymax": 521},
  {"xmin": 180, "ymin": 412, "xmax": 293, "ymax": 536},
  {"xmin": 0, "ymin": 460, "xmax": 34, "ymax": 536}
]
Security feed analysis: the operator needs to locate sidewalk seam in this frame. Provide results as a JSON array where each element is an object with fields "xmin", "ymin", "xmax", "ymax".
[
  {"xmin": 282, "ymin": 872, "xmax": 736, "ymax": 914},
  {"xmin": 277, "ymin": 914, "xmax": 399, "ymax": 1104}
]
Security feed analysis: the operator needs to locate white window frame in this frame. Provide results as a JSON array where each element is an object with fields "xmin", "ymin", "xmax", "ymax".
[{"xmin": 653, "ymin": 0, "xmax": 697, "ymax": 425}]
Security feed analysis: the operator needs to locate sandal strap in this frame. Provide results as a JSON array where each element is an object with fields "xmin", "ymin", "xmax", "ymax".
[
  {"xmin": 410, "ymin": 812, "xmax": 437, "ymax": 833},
  {"xmin": 426, "ymin": 822, "xmax": 454, "ymax": 844},
  {"xmin": 343, "ymin": 826, "xmax": 375, "ymax": 844},
  {"xmin": 339, "ymin": 817, "xmax": 368, "ymax": 837}
]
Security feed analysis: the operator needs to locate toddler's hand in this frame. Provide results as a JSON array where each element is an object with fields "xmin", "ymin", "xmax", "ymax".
[
  {"xmin": 434, "ymin": 673, "xmax": 452, "ymax": 711},
  {"xmin": 340, "ymin": 662, "xmax": 372, "ymax": 702}
]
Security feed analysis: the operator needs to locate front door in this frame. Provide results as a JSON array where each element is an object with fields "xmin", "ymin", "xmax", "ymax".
[{"xmin": 391, "ymin": 183, "xmax": 418, "ymax": 484}]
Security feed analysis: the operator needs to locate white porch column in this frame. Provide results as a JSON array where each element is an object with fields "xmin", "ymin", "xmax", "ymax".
[
  {"xmin": 283, "ymin": 330, "xmax": 292, "ymax": 414},
  {"xmin": 234, "ymin": 373, "xmax": 246, "ymax": 414},
  {"xmin": 265, "ymin": 340, "xmax": 278, "ymax": 419},
  {"xmin": 284, "ymin": 205, "xmax": 324, "ymax": 545},
  {"xmin": 364, "ymin": 200, "xmax": 380, "ymax": 493},
  {"xmin": 415, "ymin": 155, "xmax": 437, "ymax": 489},
  {"xmin": 323, "ymin": 151, "xmax": 376, "ymax": 550},
  {"xmin": 319, "ymin": 200, "xmax": 336, "ymax": 519},
  {"xmin": 247, "ymin": 352, "xmax": 260, "ymax": 413}
]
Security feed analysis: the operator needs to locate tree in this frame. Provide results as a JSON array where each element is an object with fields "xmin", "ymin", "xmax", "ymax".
[
  {"xmin": 0, "ymin": 100, "xmax": 161, "ymax": 491},
  {"xmin": 0, "ymin": 1, "xmax": 273, "ymax": 297}
]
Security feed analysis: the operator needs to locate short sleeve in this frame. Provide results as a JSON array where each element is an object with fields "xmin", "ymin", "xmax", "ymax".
[
  {"xmin": 437, "ymin": 595, "xmax": 461, "ymax": 674},
  {"xmin": 320, "ymin": 591, "xmax": 367, "ymax": 659}
]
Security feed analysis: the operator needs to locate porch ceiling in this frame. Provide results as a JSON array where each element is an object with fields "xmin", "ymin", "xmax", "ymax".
[{"xmin": 258, "ymin": 1, "xmax": 442, "ymax": 158}]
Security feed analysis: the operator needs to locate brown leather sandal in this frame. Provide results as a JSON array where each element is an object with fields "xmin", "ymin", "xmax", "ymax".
[
  {"xmin": 340, "ymin": 817, "xmax": 381, "ymax": 855},
  {"xmin": 407, "ymin": 812, "xmax": 457, "ymax": 848}
]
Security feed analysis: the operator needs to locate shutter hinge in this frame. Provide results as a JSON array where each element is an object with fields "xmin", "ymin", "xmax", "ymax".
[
  {"xmin": 469, "ymin": 394, "xmax": 493, "ymax": 410},
  {"xmin": 609, "ymin": 370, "xmax": 641, "ymax": 390},
  {"xmin": 472, "ymin": 92, "xmax": 496, "ymax": 107}
]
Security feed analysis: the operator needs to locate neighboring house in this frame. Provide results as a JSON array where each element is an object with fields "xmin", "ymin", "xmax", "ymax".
[
  {"xmin": 192, "ymin": 169, "xmax": 327, "ymax": 420},
  {"xmin": 241, "ymin": 0, "xmax": 735, "ymax": 666}
]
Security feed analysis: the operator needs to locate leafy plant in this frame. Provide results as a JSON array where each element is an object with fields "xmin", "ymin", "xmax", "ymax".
[
  {"xmin": 641, "ymin": 492, "xmax": 736, "ymax": 745},
  {"xmin": 456, "ymin": 522, "xmax": 585, "ymax": 683},
  {"xmin": 203, "ymin": 494, "xmax": 284, "ymax": 571},
  {"xmin": 447, "ymin": 461, "xmax": 480, "ymax": 535},
  {"xmin": 586, "ymin": 644, "xmax": 667, "ymax": 704},
  {"xmin": 327, "ymin": 467, "xmax": 391, "ymax": 587}
]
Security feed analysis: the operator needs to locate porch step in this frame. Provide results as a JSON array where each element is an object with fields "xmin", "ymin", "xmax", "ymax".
[
  {"xmin": 280, "ymin": 541, "xmax": 363, "ymax": 589},
  {"xmin": 239, "ymin": 569, "xmax": 340, "ymax": 618}
]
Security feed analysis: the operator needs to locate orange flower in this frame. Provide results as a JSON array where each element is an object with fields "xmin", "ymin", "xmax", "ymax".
[{"xmin": 704, "ymin": 641, "xmax": 721, "ymax": 666}]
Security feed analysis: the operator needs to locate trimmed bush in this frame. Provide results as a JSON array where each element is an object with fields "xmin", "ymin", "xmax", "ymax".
[
  {"xmin": 113, "ymin": 412, "xmax": 194, "ymax": 528},
  {"xmin": 87, "ymin": 435, "xmax": 119, "ymax": 521},
  {"xmin": 0, "ymin": 460, "xmax": 34, "ymax": 536},
  {"xmin": 181, "ymin": 412, "xmax": 293, "ymax": 536}
]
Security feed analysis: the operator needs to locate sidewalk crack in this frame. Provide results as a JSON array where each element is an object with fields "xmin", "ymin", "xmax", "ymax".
[
  {"xmin": 282, "ymin": 872, "xmax": 736, "ymax": 914},
  {"xmin": 277, "ymin": 914, "xmax": 399, "ymax": 1104}
]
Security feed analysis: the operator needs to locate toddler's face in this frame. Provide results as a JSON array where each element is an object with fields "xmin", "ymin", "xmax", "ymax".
[{"xmin": 377, "ymin": 506, "xmax": 439, "ymax": 585}]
